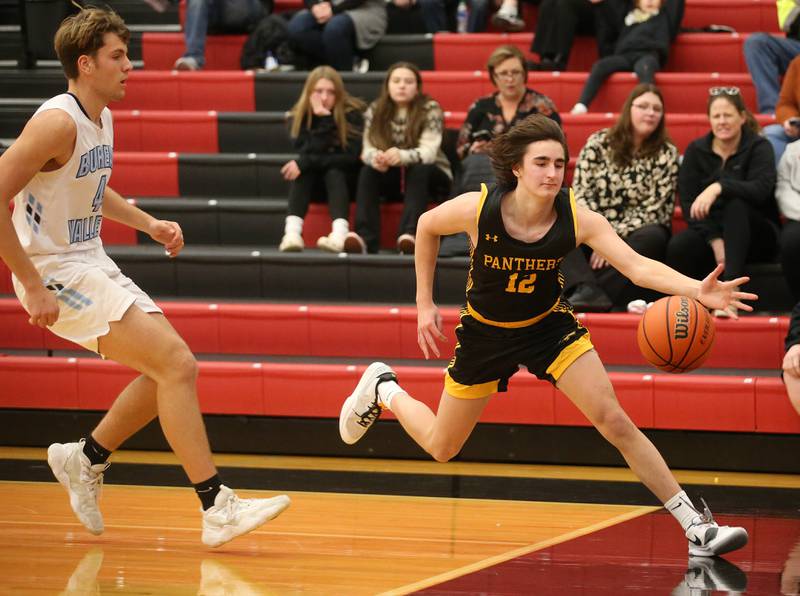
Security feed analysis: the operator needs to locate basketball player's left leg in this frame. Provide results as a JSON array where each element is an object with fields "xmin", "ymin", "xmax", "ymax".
[
  {"xmin": 556, "ymin": 350, "xmax": 748, "ymax": 557},
  {"xmin": 786, "ymin": 368, "xmax": 800, "ymax": 417}
]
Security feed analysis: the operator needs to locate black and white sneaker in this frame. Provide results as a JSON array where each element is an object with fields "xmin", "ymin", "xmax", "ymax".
[
  {"xmin": 339, "ymin": 362, "xmax": 397, "ymax": 444},
  {"xmin": 685, "ymin": 499, "xmax": 749, "ymax": 557}
]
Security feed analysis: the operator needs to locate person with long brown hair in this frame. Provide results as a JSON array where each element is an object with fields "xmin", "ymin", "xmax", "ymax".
[
  {"xmin": 338, "ymin": 114, "xmax": 752, "ymax": 560},
  {"xmin": 343, "ymin": 62, "xmax": 452, "ymax": 254},
  {"xmin": 666, "ymin": 87, "xmax": 779, "ymax": 318},
  {"xmin": 562, "ymin": 83, "xmax": 679, "ymax": 310},
  {"xmin": 280, "ymin": 66, "xmax": 365, "ymax": 253}
]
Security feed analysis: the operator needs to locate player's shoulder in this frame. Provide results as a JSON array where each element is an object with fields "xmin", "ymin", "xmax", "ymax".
[{"xmin": 26, "ymin": 108, "xmax": 77, "ymax": 138}]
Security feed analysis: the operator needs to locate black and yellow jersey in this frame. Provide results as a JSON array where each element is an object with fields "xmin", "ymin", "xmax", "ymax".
[{"xmin": 465, "ymin": 183, "xmax": 578, "ymax": 327}]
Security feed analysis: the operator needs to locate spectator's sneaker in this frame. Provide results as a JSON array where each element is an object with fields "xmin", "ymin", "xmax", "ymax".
[
  {"xmin": 343, "ymin": 231, "xmax": 367, "ymax": 254},
  {"xmin": 491, "ymin": 6, "xmax": 525, "ymax": 31},
  {"xmin": 339, "ymin": 362, "xmax": 397, "ymax": 444},
  {"xmin": 571, "ymin": 102, "xmax": 588, "ymax": 115},
  {"xmin": 353, "ymin": 57, "xmax": 370, "ymax": 73},
  {"xmin": 682, "ymin": 556, "xmax": 748, "ymax": 592},
  {"xmin": 279, "ymin": 232, "xmax": 304, "ymax": 252},
  {"xmin": 566, "ymin": 282, "xmax": 612, "ymax": 312},
  {"xmin": 685, "ymin": 500, "xmax": 748, "ymax": 557},
  {"xmin": 47, "ymin": 440, "xmax": 108, "ymax": 535},
  {"xmin": 201, "ymin": 486, "xmax": 291, "ymax": 548},
  {"xmin": 397, "ymin": 233, "xmax": 415, "ymax": 254},
  {"xmin": 317, "ymin": 233, "xmax": 345, "ymax": 253},
  {"xmin": 174, "ymin": 56, "xmax": 199, "ymax": 71}
]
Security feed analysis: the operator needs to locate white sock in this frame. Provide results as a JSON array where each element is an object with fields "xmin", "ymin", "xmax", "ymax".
[
  {"xmin": 285, "ymin": 215, "xmax": 303, "ymax": 235},
  {"xmin": 377, "ymin": 380, "xmax": 405, "ymax": 410},
  {"xmin": 665, "ymin": 490, "xmax": 702, "ymax": 531},
  {"xmin": 331, "ymin": 218, "xmax": 349, "ymax": 238}
]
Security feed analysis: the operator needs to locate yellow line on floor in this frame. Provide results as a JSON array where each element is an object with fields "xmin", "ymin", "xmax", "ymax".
[{"xmin": 4, "ymin": 447, "xmax": 799, "ymax": 488}]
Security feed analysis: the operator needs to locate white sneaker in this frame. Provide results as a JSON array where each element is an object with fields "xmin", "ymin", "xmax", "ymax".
[
  {"xmin": 571, "ymin": 102, "xmax": 588, "ymax": 115},
  {"xmin": 685, "ymin": 500, "xmax": 748, "ymax": 557},
  {"xmin": 343, "ymin": 231, "xmax": 367, "ymax": 254},
  {"xmin": 47, "ymin": 440, "xmax": 108, "ymax": 535},
  {"xmin": 201, "ymin": 485, "xmax": 290, "ymax": 548},
  {"xmin": 339, "ymin": 362, "xmax": 397, "ymax": 445},
  {"xmin": 317, "ymin": 233, "xmax": 345, "ymax": 253},
  {"xmin": 397, "ymin": 233, "xmax": 415, "ymax": 254},
  {"xmin": 279, "ymin": 231, "xmax": 304, "ymax": 252},
  {"xmin": 174, "ymin": 56, "xmax": 199, "ymax": 71},
  {"xmin": 491, "ymin": 6, "xmax": 525, "ymax": 31}
]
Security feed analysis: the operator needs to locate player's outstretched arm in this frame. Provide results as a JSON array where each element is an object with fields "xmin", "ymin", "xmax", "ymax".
[
  {"xmin": 577, "ymin": 207, "xmax": 757, "ymax": 317},
  {"xmin": 0, "ymin": 110, "xmax": 76, "ymax": 327},
  {"xmin": 414, "ymin": 191, "xmax": 480, "ymax": 359},
  {"xmin": 102, "ymin": 186, "xmax": 184, "ymax": 257}
]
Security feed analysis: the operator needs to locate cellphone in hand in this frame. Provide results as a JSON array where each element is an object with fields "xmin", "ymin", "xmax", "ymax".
[{"xmin": 471, "ymin": 130, "xmax": 492, "ymax": 142}]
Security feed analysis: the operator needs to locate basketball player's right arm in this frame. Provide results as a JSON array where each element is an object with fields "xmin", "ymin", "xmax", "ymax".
[
  {"xmin": 0, "ymin": 111, "xmax": 76, "ymax": 327},
  {"xmin": 414, "ymin": 192, "xmax": 480, "ymax": 358}
]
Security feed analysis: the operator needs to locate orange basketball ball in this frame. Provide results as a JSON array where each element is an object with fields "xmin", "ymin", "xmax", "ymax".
[{"xmin": 636, "ymin": 296, "xmax": 716, "ymax": 373}]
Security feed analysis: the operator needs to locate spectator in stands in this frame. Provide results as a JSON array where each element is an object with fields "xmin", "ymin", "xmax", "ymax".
[
  {"xmin": 456, "ymin": 45, "xmax": 561, "ymax": 193},
  {"xmin": 527, "ymin": 0, "xmax": 623, "ymax": 72},
  {"xmin": 666, "ymin": 87, "xmax": 779, "ymax": 318},
  {"xmin": 279, "ymin": 67, "xmax": 366, "ymax": 253},
  {"xmin": 286, "ymin": 0, "xmax": 386, "ymax": 72},
  {"xmin": 765, "ymin": 54, "xmax": 800, "ymax": 164},
  {"xmin": 174, "ymin": 0, "xmax": 267, "ymax": 70},
  {"xmin": 775, "ymin": 139, "xmax": 800, "ymax": 302},
  {"xmin": 785, "ymin": 301, "xmax": 800, "ymax": 417},
  {"xmin": 570, "ymin": 0, "xmax": 684, "ymax": 114},
  {"xmin": 562, "ymin": 84, "xmax": 678, "ymax": 311},
  {"xmin": 744, "ymin": 0, "xmax": 800, "ymax": 114},
  {"xmin": 343, "ymin": 62, "xmax": 452, "ymax": 254},
  {"xmin": 417, "ymin": 0, "xmax": 491, "ymax": 33}
]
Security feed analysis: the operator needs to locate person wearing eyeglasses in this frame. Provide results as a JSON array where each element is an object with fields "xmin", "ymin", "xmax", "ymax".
[
  {"xmin": 561, "ymin": 84, "xmax": 678, "ymax": 311},
  {"xmin": 570, "ymin": 0, "xmax": 684, "ymax": 114},
  {"xmin": 439, "ymin": 46, "xmax": 561, "ymax": 257},
  {"xmin": 666, "ymin": 87, "xmax": 780, "ymax": 318}
]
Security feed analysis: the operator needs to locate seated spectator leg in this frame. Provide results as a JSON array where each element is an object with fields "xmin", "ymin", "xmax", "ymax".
[
  {"xmin": 399, "ymin": 164, "xmax": 449, "ymax": 238},
  {"xmin": 287, "ymin": 10, "xmax": 326, "ymax": 66},
  {"xmin": 576, "ymin": 54, "xmax": 632, "ymax": 110},
  {"xmin": 632, "ymin": 52, "xmax": 659, "ymax": 85},
  {"xmin": 743, "ymin": 33, "xmax": 800, "ymax": 114},
  {"xmin": 561, "ymin": 246, "xmax": 612, "ymax": 311},
  {"xmin": 530, "ymin": 0, "xmax": 557, "ymax": 60},
  {"xmin": 781, "ymin": 219, "xmax": 800, "ymax": 302},
  {"xmin": 597, "ymin": 223, "xmax": 670, "ymax": 305},
  {"xmin": 765, "ymin": 123, "xmax": 794, "ymax": 165},
  {"xmin": 355, "ymin": 165, "xmax": 389, "ymax": 254},
  {"xmin": 217, "ymin": 0, "xmax": 264, "ymax": 31},
  {"xmin": 288, "ymin": 169, "xmax": 316, "ymax": 219},
  {"xmin": 418, "ymin": 0, "xmax": 449, "ymax": 33},
  {"xmin": 321, "ymin": 13, "xmax": 357, "ymax": 71},
  {"xmin": 323, "ymin": 167, "xmax": 351, "ymax": 223},
  {"xmin": 467, "ymin": 0, "xmax": 490, "ymax": 32},
  {"xmin": 665, "ymin": 227, "xmax": 716, "ymax": 280},
  {"xmin": 181, "ymin": 0, "xmax": 215, "ymax": 66},
  {"xmin": 550, "ymin": 0, "xmax": 594, "ymax": 69},
  {"xmin": 721, "ymin": 197, "xmax": 778, "ymax": 281}
]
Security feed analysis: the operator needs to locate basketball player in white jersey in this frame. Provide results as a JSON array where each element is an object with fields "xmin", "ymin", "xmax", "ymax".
[{"xmin": 0, "ymin": 8, "xmax": 289, "ymax": 547}]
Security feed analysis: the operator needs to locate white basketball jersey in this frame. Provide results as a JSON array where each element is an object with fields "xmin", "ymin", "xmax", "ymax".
[{"xmin": 12, "ymin": 93, "xmax": 114, "ymax": 256}]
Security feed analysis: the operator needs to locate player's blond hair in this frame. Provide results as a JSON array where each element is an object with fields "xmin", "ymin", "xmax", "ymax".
[{"xmin": 54, "ymin": 7, "xmax": 130, "ymax": 80}]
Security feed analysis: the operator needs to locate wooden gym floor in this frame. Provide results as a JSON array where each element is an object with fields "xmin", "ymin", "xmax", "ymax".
[{"xmin": 0, "ymin": 448, "xmax": 798, "ymax": 594}]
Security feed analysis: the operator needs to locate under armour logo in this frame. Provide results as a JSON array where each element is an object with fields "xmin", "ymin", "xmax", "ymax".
[{"xmin": 485, "ymin": 233, "xmax": 498, "ymax": 242}]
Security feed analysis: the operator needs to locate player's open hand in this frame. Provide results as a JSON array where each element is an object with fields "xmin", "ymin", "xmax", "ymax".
[
  {"xmin": 696, "ymin": 263, "xmax": 758, "ymax": 318},
  {"xmin": 149, "ymin": 219, "xmax": 184, "ymax": 257},
  {"xmin": 417, "ymin": 303, "xmax": 447, "ymax": 359},
  {"xmin": 26, "ymin": 284, "xmax": 59, "ymax": 328}
]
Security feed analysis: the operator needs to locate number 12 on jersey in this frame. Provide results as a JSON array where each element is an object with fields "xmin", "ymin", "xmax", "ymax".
[{"xmin": 505, "ymin": 272, "xmax": 536, "ymax": 294}]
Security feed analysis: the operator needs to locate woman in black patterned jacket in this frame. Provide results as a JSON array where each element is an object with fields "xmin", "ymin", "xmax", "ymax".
[{"xmin": 562, "ymin": 83, "xmax": 679, "ymax": 310}]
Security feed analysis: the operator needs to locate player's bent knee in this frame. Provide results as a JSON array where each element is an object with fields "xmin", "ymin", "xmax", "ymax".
[
  {"xmin": 157, "ymin": 344, "xmax": 198, "ymax": 383},
  {"xmin": 595, "ymin": 408, "xmax": 637, "ymax": 444}
]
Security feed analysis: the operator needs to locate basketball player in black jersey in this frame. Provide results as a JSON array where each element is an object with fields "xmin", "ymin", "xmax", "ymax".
[{"xmin": 340, "ymin": 114, "xmax": 756, "ymax": 558}]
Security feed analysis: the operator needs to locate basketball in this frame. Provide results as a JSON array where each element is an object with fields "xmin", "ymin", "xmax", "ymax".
[{"xmin": 636, "ymin": 296, "xmax": 716, "ymax": 373}]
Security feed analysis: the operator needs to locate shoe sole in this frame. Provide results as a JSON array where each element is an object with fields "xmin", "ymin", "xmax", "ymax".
[
  {"xmin": 47, "ymin": 444, "xmax": 104, "ymax": 536},
  {"xmin": 343, "ymin": 236, "xmax": 365, "ymax": 254},
  {"xmin": 203, "ymin": 495, "xmax": 291, "ymax": 548},
  {"xmin": 339, "ymin": 362, "xmax": 388, "ymax": 445},
  {"xmin": 490, "ymin": 14, "xmax": 525, "ymax": 31},
  {"xmin": 688, "ymin": 528, "xmax": 749, "ymax": 557}
]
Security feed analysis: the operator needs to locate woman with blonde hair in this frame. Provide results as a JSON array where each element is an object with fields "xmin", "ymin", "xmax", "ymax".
[
  {"xmin": 344, "ymin": 62, "xmax": 452, "ymax": 254},
  {"xmin": 280, "ymin": 66, "xmax": 365, "ymax": 252}
]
